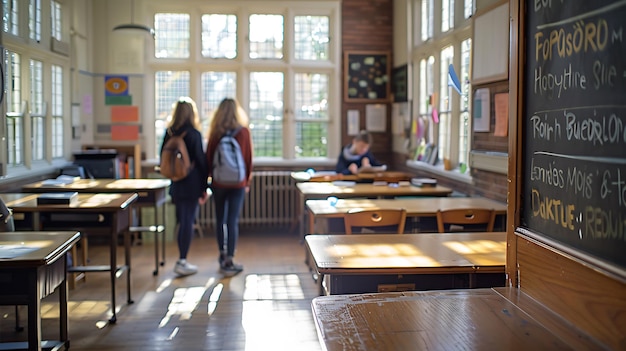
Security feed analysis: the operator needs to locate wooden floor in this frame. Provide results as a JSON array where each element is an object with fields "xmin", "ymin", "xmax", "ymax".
[{"xmin": 0, "ymin": 225, "xmax": 322, "ymax": 351}]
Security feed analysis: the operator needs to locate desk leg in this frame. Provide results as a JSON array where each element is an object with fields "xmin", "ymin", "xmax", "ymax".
[
  {"xmin": 59, "ymin": 263, "xmax": 68, "ymax": 345},
  {"xmin": 160, "ymin": 201, "xmax": 167, "ymax": 268},
  {"xmin": 124, "ymin": 228, "xmax": 134, "ymax": 305},
  {"xmin": 109, "ymin": 228, "xmax": 118, "ymax": 324},
  {"xmin": 27, "ymin": 270, "xmax": 42, "ymax": 351}
]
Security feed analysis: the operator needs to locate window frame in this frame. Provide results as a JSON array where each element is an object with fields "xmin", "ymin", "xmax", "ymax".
[
  {"xmin": 409, "ymin": 0, "xmax": 473, "ymax": 181},
  {"xmin": 144, "ymin": 1, "xmax": 341, "ymax": 165}
]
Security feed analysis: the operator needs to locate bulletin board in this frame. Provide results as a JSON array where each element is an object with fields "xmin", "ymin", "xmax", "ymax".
[{"xmin": 344, "ymin": 51, "xmax": 390, "ymax": 102}]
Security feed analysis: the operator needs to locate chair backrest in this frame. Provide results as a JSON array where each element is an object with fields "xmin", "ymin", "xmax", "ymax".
[
  {"xmin": 344, "ymin": 208, "xmax": 407, "ymax": 234},
  {"xmin": 436, "ymin": 208, "xmax": 495, "ymax": 233}
]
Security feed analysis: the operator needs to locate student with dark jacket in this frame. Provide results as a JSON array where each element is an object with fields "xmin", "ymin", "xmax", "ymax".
[
  {"xmin": 160, "ymin": 97, "xmax": 209, "ymax": 276},
  {"xmin": 205, "ymin": 98, "xmax": 253, "ymax": 276},
  {"xmin": 335, "ymin": 130, "xmax": 384, "ymax": 175}
]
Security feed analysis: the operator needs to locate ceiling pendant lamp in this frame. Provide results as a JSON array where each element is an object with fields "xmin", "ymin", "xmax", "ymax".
[{"xmin": 112, "ymin": 0, "xmax": 155, "ymax": 38}]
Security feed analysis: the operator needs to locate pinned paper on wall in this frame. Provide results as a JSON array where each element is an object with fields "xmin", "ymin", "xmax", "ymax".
[
  {"xmin": 494, "ymin": 92, "xmax": 509, "ymax": 137},
  {"xmin": 111, "ymin": 125, "xmax": 139, "ymax": 140},
  {"xmin": 347, "ymin": 110, "xmax": 360, "ymax": 136},
  {"xmin": 111, "ymin": 105, "xmax": 139, "ymax": 122},
  {"xmin": 473, "ymin": 88, "xmax": 491, "ymax": 132},
  {"xmin": 365, "ymin": 104, "xmax": 386, "ymax": 132}
]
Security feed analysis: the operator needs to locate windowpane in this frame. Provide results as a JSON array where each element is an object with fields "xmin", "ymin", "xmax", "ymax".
[
  {"xmin": 7, "ymin": 117, "xmax": 22, "ymax": 165},
  {"xmin": 442, "ymin": 0, "xmax": 454, "ymax": 32},
  {"xmin": 51, "ymin": 64, "xmax": 63, "ymax": 158},
  {"xmin": 459, "ymin": 39, "xmax": 472, "ymax": 166},
  {"xmin": 295, "ymin": 73, "xmax": 329, "ymax": 158},
  {"xmin": 154, "ymin": 71, "xmax": 190, "ymax": 155},
  {"xmin": 294, "ymin": 16, "xmax": 329, "ymax": 60},
  {"xmin": 249, "ymin": 72, "xmax": 283, "ymax": 157},
  {"xmin": 29, "ymin": 0, "xmax": 41, "ymax": 41},
  {"xmin": 201, "ymin": 14, "xmax": 237, "ymax": 59},
  {"xmin": 249, "ymin": 14, "xmax": 283, "ymax": 59},
  {"xmin": 31, "ymin": 59, "xmax": 45, "ymax": 161},
  {"xmin": 30, "ymin": 60, "xmax": 44, "ymax": 115},
  {"xmin": 6, "ymin": 51, "xmax": 21, "ymax": 114},
  {"xmin": 51, "ymin": 1, "xmax": 61, "ymax": 40},
  {"xmin": 438, "ymin": 46, "xmax": 454, "ymax": 162},
  {"xmin": 155, "ymin": 13, "xmax": 190, "ymax": 58},
  {"xmin": 3, "ymin": 0, "xmax": 19, "ymax": 35},
  {"xmin": 32, "ymin": 117, "xmax": 44, "ymax": 160},
  {"xmin": 464, "ymin": 0, "xmax": 474, "ymax": 19},
  {"xmin": 421, "ymin": 0, "xmax": 433, "ymax": 41},
  {"xmin": 201, "ymin": 71, "xmax": 237, "ymax": 133}
]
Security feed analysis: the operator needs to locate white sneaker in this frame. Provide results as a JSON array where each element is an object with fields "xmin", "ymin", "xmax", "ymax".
[{"xmin": 174, "ymin": 259, "xmax": 198, "ymax": 276}]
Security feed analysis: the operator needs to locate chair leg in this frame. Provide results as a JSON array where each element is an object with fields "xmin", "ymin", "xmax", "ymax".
[{"xmin": 15, "ymin": 305, "xmax": 23, "ymax": 332}]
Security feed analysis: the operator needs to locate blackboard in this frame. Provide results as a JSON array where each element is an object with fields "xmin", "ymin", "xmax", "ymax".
[
  {"xmin": 344, "ymin": 51, "xmax": 390, "ymax": 102},
  {"xmin": 521, "ymin": 0, "xmax": 626, "ymax": 270}
]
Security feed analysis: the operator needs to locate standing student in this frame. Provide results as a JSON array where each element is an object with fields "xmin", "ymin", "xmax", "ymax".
[
  {"xmin": 160, "ymin": 97, "xmax": 209, "ymax": 276},
  {"xmin": 206, "ymin": 98, "xmax": 253, "ymax": 276},
  {"xmin": 335, "ymin": 130, "xmax": 384, "ymax": 175}
]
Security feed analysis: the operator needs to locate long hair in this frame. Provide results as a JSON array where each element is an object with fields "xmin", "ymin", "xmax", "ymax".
[
  {"xmin": 208, "ymin": 98, "xmax": 248, "ymax": 141},
  {"xmin": 167, "ymin": 96, "xmax": 201, "ymax": 132}
]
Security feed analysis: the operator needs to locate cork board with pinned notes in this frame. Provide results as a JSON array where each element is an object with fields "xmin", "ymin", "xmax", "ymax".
[{"xmin": 344, "ymin": 51, "xmax": 390, "ymax": 102}]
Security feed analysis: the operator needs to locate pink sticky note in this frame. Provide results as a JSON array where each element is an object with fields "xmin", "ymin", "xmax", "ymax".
[{"xmin": 432, "ymin": 108, "xmax": 439, "ymax": 124}]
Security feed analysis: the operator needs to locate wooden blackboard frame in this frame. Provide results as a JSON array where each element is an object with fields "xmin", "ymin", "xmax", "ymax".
[
  {"xmin": 344, "ymin": 51, "xmax": 390, "ymax": 103},
  {"xmin": 512, "ymin": 0, "xmax": 626, "ymax": 279}
]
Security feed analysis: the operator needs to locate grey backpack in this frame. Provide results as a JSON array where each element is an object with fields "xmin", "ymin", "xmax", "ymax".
[{"xmin": 212, "ymin": 128, "xmax": 246, "ymax": 185}]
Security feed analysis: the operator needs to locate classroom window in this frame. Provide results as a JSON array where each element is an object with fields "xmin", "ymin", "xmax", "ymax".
[
  {"xmin": 30, "ymin": 59, "xmax": 44, "ymax": 161},
  {"xmin": 438, "ymin": 46, "xmax": 453, "ymax": 162},
  {"xmin": 464, "ymin": 0, "xmax": 474, "ymax": 19},
  {"xmin": 150, "ymin": 2, "xmax": 340, "ymax": 161},
  {"xmin": 412, "ymin": 0, "xmax": 472, "ymax": 175},
  {"xmin": 6, "ymin": 50, "xmax": 23, "ymax": 166},
  {"xmin": 154, "ymin": 71, "xmax": 190, "ymax": 156},
  {"xmin": 154, "ymin": 13, "xmax": 190, "ymax": 59},
  {"xmin": 249, "ymin": 71, "xmax": 284, "ymax": 157},
  {"xmin": 421, "ymin": 0, "xmax": 433, "ymax": 41},
  {"xmin": 294, "ymin": 16, "xmax": 330, "ymax": 60},
  {"xmin": 249, "ymin": 14, "xmax": 284, "ymax": 59},
  {"xmin": 51, "ymin": 64, "xmax": 63, "ymax": 158},
  {"xmin": 50, "ymin": 0, "xmax": 61, "ymax": 41},
  {"xmin": 201, "ymin": 14, "xmax": 237, "ymax": 59},
  {"xmin": 29, "ymin": 0, "xmax": 41, "ymax": 42},
  {"xmin": 200, "ymin": 71, "xmax": 237, "ymax": 134},
  {"xmin": 441, "ymin": 0, "xmax": 454, "ymax": 32},
  {"xmin": 459, "ymin": 38, "xmax": 472, "ymax": 166},
  {"xmin": 294, "ymin": 73, "xmax": 329, "ymax": 158},
  {"xmin": 3, "ymin": 0, "xmax": 19, "ymax": 36}
]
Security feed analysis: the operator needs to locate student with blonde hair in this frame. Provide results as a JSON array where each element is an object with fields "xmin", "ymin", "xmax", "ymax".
[
  {"xmin": 160, "ymin": 97, "xmax": 209, "ymax": 276},
  {"xmin": 206, "ymin": 98, "xmax": 253, "ymax": 276}
]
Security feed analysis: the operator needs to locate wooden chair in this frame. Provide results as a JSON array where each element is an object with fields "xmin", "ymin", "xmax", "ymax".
[
  {"xmin": 436, "ymin": 208, "xmax": 496, "ymax": 233},
  {"xmin": 344, "ymin": 208, "xmax": 407, "ymax": 234}
]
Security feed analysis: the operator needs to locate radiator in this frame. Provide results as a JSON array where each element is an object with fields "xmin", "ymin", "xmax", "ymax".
[{"xmin": 199, "ymin": 171, "xmax": 297, "ymax": 227}]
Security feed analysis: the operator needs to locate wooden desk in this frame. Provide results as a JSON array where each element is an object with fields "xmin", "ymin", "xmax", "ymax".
[
  {"xmin": 295, "ymin": 182, "xmax": 452, "ymax": 237},
  {"xmin": 291, "ymin": 171, "xmax": 412, "ymax": 183},
  {"xmin": 22, "ymin": 178, "xmax": 170, "ymax": 275},
  {"xmin": 305, "ymin": 232, "xmax": 505, "ymax": 295},
  {"xmin": 2, "ymin": 192, "xmax": 138, "ymax": 323},
  {"xmin": 0, "ymin": 231, "xmax": 80, "ymax": 351},
  {"xmin": 312, "ymin": 287, "xmax": 604, "ymax": 351},
  {"xmin": 306, "ymin": 197, "xmax": 507, "ymax": 234}
]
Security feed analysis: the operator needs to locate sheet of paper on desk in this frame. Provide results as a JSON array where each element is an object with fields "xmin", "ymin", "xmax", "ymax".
[
  {"xmin": 42, "ymin": 175, "xmax": 79, "ymax": 186},
  {"xmin": 332, "ymin": 181, "xmax": 356, "ymax": 187},
  {"xmin": 0, "ymin": 245, "xmax": 39, "ymax": 259}
]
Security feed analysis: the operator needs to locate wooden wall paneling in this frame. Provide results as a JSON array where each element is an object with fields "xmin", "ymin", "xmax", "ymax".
[{"xmin": 516, "ymin": 235, "xmax": 626, "ymax": 350}]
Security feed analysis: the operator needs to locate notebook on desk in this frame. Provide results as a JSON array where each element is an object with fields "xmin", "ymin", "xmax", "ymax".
[{"xmin": 37, "ymin": 192, "xmax": 79, "ymax": 206}]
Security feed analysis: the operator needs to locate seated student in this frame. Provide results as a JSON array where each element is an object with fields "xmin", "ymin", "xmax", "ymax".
[{"xmin": 335, "ymin": 130, "xmax": 384, "ymax": 175}]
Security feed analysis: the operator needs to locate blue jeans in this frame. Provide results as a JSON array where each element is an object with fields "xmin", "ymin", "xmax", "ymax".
[
  {"xmin": 174, "ymin": 198, "xmax": 199, "ymax": 260},
  {"xmin": 212, "ymin": 187, "xmax": 246, "ymax": 257}
]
